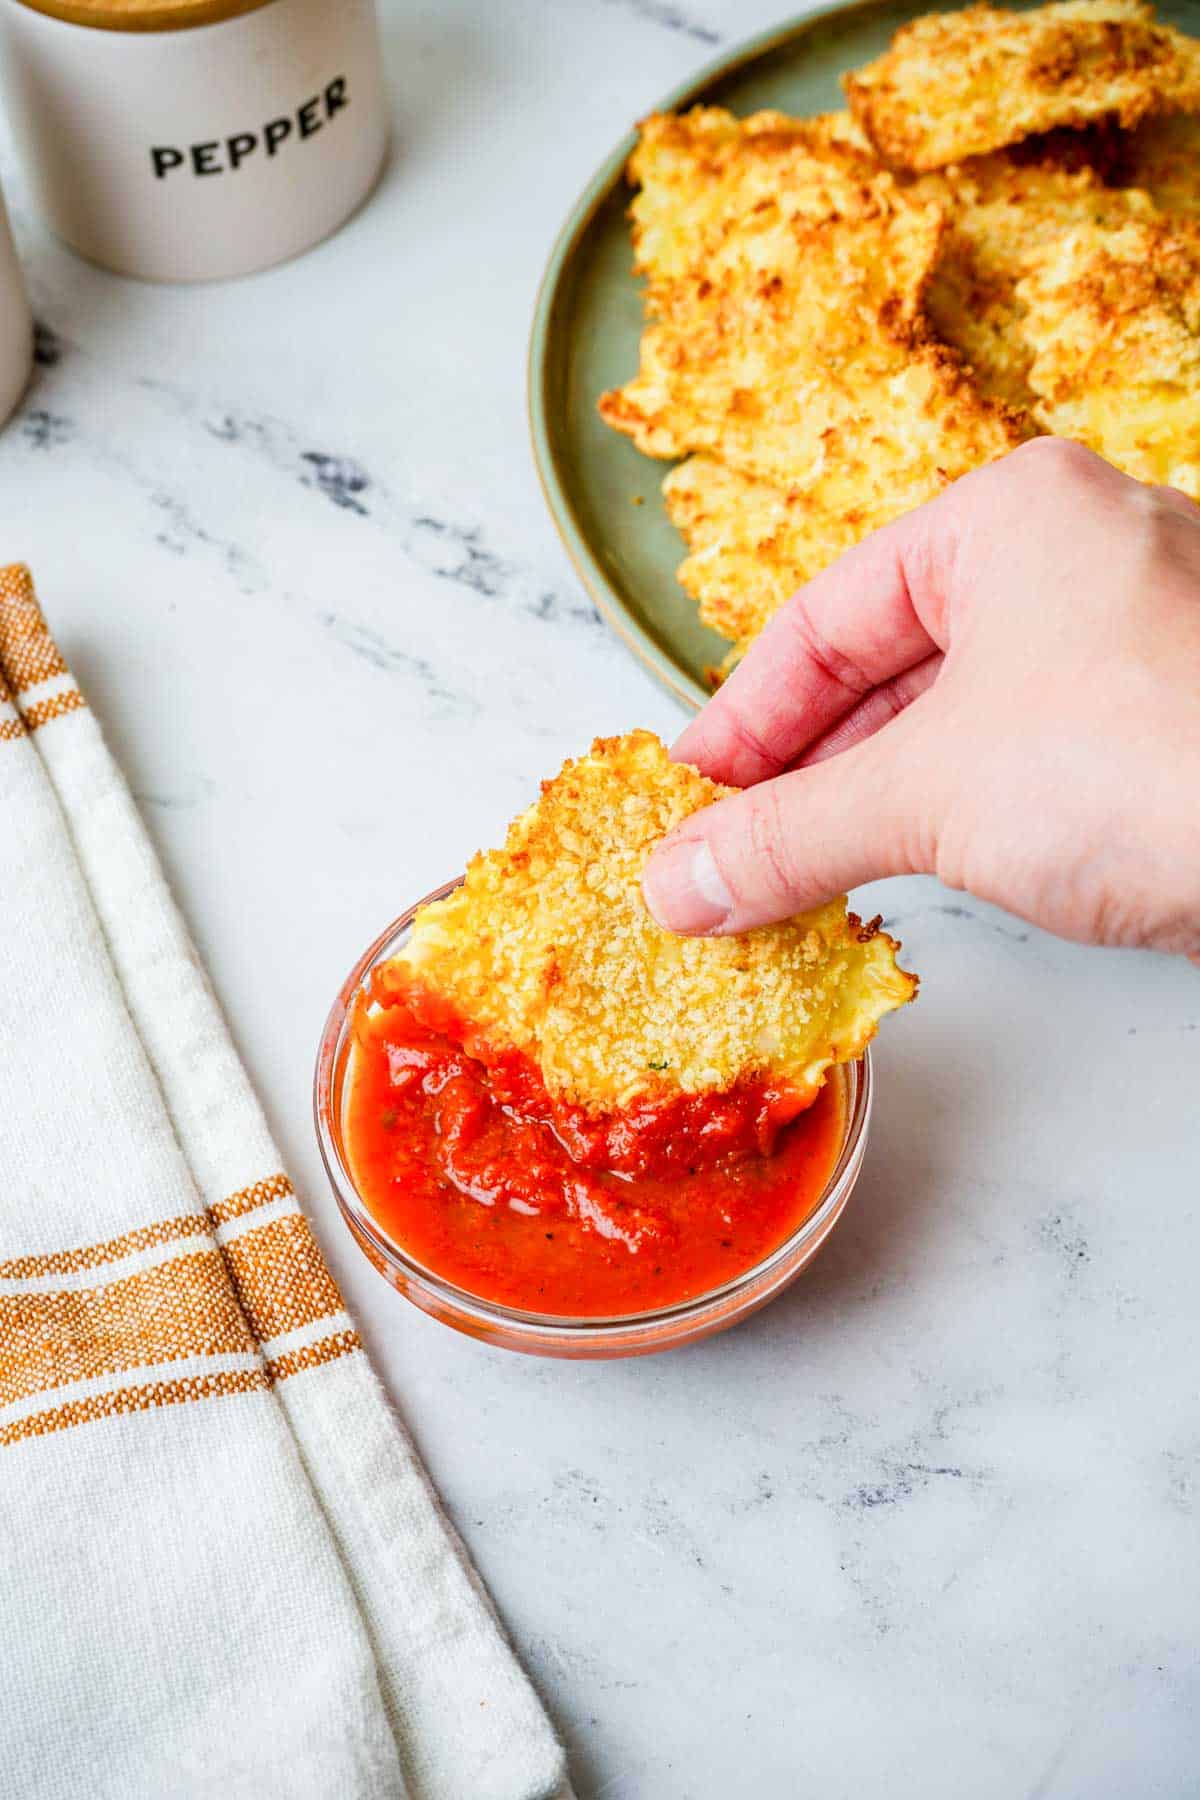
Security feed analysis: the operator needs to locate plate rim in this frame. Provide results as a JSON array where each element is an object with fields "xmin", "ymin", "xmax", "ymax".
[{"xmin": 526, "ymin": 0, "xmax": 906, "ymax": 713}]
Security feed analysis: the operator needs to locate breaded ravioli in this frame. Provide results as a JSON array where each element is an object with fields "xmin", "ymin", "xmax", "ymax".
[
  {"xmin": 600, "ymin": 186, "xmax": 1026, "ymax": 494},
  {"xmin": 601, "ymin": 107, "xmax": 948, "ymax": 474},
  {"xmin": 1123, "ymin": 110, "xmax": 1200, "ymax": 213},
  {"xmin": 598, "ymin": 101, "xmax": 1031, "ymax": 661},
  {"xmin": 1016, "ymin": 215, "xmax": 1200, "ymax": 491},
  {"xmin": 627, "ymin": 106, "xmax": 883, "ymax": 282},
  {"xmin": 389, "ymin": 732, "xmax": 916, "ymax": 1115},
  {"xmin": 596, "ymin": 16, "xmax": 1200, "ymax": 671},
  {"xmin": 919, "ymin": 152, "xmax": 1156, "ymax": 408},
  {"xmin": 845, "ymin": 0, "xmax": 1200, "ymax": 173},
  {"xmin": 663, "ymin": 457, "xmax": 859, "ymax": 656},
  {"xmin": 663, "ymin": 456, "xmax": 919, "ymax": 665}
]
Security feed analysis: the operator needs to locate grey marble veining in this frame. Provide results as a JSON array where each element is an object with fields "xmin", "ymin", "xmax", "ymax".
[{"xmin": 1, "ymin": 3, "xmax": 1197, "ymax": 1795}]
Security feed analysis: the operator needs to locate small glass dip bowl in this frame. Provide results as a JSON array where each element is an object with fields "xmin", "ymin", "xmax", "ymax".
[{"xmin": 314, "ymin": 880, "xmax": 873, "ymax": 1360}]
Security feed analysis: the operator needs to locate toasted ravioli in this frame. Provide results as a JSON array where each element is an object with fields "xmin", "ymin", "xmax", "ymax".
[
  {"xmin": 628, "ymin": 106, "xmax": 883, "ymax": 283},
  {"xmin": 920, "ymin": 154, "xmax": 1156, "ymax": 407},
  {"xmin": 845, "ymin": 0, "xmax": 1200, "ymax": 173},
  {"xmin": 1016, "ymin": 215, "xmax": 1200, "ymax": 491},
  {"xmin": 663, "ymin": 456, "xmax": 909, "ymax": 659},
  {"xmin": 600, "ymin": 99, "xmax": 1029, "ymax": 658},
  {"xmin": 657, "ymin": 329, "xmax": 1031, "ymax": 646},
  {"xmin": 391, "ymin": 732, "xmax": 916, "ymax": 1114},
  {"xmin": 663, "ymin": 457, "xmax": 851, "ymax": 653},
  {"xmin": 1123, "ymin": 110, "xmax": 1200, "ymax": 214},
  {"xmin": 600, "ymin": 193, "xmax": 1026, "ymax": 492}
]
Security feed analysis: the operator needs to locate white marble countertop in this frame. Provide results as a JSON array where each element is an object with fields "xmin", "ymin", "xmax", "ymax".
[{"xmin": 2, "ymin": 2, "xmax": 1198, "ymax": 1794}]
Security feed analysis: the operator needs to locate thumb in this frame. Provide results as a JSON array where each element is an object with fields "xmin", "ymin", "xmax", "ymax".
[{"xmin": 643, "ymin": 713, "xmax": 935, "ymax": 934}]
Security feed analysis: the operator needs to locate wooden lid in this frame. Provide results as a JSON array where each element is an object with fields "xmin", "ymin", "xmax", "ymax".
[{"xmin": 11, "ymin": 0, "xmax": 275, "ymax": 29}]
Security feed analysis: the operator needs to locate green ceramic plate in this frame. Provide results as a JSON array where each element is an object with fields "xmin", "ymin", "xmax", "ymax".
[{"xmin": 528, "ymin": 0, "xmax": 1200, "ymax": 710}]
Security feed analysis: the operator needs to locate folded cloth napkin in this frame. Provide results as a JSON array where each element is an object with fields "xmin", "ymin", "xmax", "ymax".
[{"xmin": 0, "ymin": 566, "xmax": 571, "ymax": 1800}]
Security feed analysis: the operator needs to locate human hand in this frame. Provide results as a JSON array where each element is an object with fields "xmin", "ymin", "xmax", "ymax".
[{"xmin": 643, "ymin": 440, "xmax": 1200, "ymax": 958}]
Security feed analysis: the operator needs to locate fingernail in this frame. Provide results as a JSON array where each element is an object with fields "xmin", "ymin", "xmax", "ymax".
[{"xmin": 643, "ymin": 838, "xmax": 733, "ymax": 934}]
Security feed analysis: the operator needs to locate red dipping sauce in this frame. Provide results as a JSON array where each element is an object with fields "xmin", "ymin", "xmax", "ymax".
[{"xmin": 343, "ymin": 973, "xmax": 847, "ymax": 1319}]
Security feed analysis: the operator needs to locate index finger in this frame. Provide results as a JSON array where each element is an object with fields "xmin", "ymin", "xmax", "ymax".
[{"xmin": 673, "ymin": 503, "xmax": 943, "ymax": 788}]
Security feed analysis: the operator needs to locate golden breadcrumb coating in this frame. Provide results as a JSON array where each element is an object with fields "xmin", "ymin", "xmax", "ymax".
[
  {"xmin": 1016, "ymin": 215, "xmax": 1200, "ymax": 491},
  {"xmin": 845, "ymin": 0, "xmax": 1200, "ymax": 173},
  {"xmin": 601, "ymin": 105, "xmax": 948, "ymax": 478},
  {"xmin": 600, "ymin": 176, "xmax": 1027, "ymax": 493},
  {"xmin": 662, "ymin": 456, "xmax": 903, "ymax": 660},
  {"xmin": 918, "ymin": 151, "xmax": 1156, "ymax": 408},
  {"xmin": 392, "ymin": 732, "xmax": 916, "ymax": 1113},
  {"xmin": 1122, "ymin": 109, "xmax": 1200, "ymax": 213},
  {"xmin": 658, "ymin": 206, "xmax": 1055, "ymax": 650},
  {"xmin": 627, "ymin": 106, "xmax": 883, "ymax": 283},
  {"xmin": 598, "ymin": 102, "xmax": 1032, "ymax": 660},
  {"xmin": 597, "ymin": 14, "xmax": 1200, "ymax": 671}
]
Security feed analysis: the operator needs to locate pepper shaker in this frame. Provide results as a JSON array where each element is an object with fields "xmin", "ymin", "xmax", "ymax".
[{"xmin": 0, "ymin": 0, "xmax": 389, "ymax": 282}]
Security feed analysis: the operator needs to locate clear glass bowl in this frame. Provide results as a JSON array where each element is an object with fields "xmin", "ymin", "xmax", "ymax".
[{"xmin": 314, "ymin": 880, "xmax": 873, "ymax": 1359}]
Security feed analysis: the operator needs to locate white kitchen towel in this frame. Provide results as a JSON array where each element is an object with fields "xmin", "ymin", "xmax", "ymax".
[{"xmin": 0, "ymin": 564, "xmax": 572, "ymax": 1800}]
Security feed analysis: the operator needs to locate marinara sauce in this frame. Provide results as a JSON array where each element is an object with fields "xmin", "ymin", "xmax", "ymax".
[{"xmin": 343, "ymin": 972, "xmax": 847, "ymax": 1318}]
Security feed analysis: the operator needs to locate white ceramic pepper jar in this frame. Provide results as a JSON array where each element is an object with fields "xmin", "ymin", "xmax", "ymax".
[{"xmin": 0, "ymin": 0, "xmax": 389, "ymax": 282}]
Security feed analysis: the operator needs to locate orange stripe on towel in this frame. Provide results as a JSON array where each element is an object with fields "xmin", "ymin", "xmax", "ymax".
[
  {"xmin": 0, "ymin": 565, "xmax": 74, "ymax": 695},
  {"xmin": 0, "ymin": 1250, "xmax": 257, "ymax": 1409},
  {"xmin": 208, "ymin": 1173, "xmax": 296, "ymax": 1227},
  {"xmin": 24, "ymin": 689, "xmax": 86, "ymax": 732},
  {"xmin": 0, "ymin": 1170, "xmax": 299, "ymax": 1283},
  {"xmin": 222, "ymin": 1214, "xmax": 345, "ymax": 1345},
  {"xmin": 0, "ymin": 1368, "xmax": 270, "ymax": 1447},
  {"xmin": 0, "ymin": 1214, "xmax": 213, "ymax": 1282},
  {"xmin": 268, "ymin": 1328, "xmax": 363, "ymax": 1383},
  {"xmin": 0, "ymin": 1174, "xmax": 357, "ymax": 1440}
]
